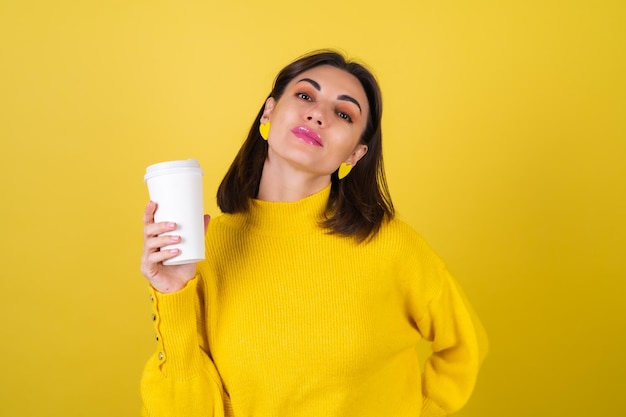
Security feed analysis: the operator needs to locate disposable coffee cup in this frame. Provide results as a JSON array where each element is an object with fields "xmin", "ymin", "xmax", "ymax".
[{"xmin": 144, "ymin": 159, "xmax": 205, "ymax": 265}]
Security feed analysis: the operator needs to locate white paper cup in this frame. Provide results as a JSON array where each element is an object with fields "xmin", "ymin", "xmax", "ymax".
[{"xmin": 144, "ymin": 159, "xmax": 205, "ymax": 265}]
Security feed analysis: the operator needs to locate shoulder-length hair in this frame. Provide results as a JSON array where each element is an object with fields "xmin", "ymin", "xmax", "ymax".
[{"xmin": 217, "ymin": 49, "xmax": 394, "ymax": 242}]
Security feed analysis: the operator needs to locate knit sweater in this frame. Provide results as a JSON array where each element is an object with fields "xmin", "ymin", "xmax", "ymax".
[{"xmin": 141, "ymin": 185, "xmax": 488, "ymax": 417}]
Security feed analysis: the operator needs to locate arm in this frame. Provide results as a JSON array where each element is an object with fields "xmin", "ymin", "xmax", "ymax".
[
  {"xmin": 140, "ymin": 277, "xmax": 225, "ymax": 417},
  {"xmin": 139, "ymin": 201, "xmax": 224, "ymax": 416},
  {"xmin": 416, "ymin": 267, "xmax": 489, "ymax": 417}
]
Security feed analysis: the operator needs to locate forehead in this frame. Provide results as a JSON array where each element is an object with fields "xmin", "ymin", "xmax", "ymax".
[{"xmin": 289, "ymin": 66, "xmax": 368, "ymax": 106}]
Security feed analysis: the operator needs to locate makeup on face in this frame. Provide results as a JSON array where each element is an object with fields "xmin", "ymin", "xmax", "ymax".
[
  {"xmin": 292, "ymin": 77, "xmax": 363, "ymax": 125},
  {"xmin": 291, "ymin": 125, "xmax": 323, "ymax": 146}
]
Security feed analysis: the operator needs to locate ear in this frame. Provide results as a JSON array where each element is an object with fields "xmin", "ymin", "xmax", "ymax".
[
  {"xmin": 346, "ymin": 144, "xmax": 368, "ymax": 167},
  {"xmin": 260, "ymin": 97, "xmax": 275, "ymax": 123}
]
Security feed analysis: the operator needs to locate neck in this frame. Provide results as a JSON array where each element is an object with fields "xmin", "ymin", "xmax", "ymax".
[{"xmin": 257, "ymin": 158, "xmax": 331, "ymax": 203}]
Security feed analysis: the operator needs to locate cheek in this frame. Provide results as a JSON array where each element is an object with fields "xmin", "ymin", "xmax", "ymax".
[
  {"xmin": 271, "ymin": 104, "xmax": 299, "ymax": 125},
  {"xmin": 343, "ymin": 127, "xmax": 366, "ymax": 149}
]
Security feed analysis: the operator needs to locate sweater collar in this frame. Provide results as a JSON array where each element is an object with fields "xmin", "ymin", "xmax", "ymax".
[{"xmin": 225, "ymin": 184, "xmax": 332, "ymax": 235}]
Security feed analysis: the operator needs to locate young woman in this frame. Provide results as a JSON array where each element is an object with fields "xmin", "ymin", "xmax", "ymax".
[{"xmin": 140, "ymin": 50, "xmax": 488, "ymax": 417}]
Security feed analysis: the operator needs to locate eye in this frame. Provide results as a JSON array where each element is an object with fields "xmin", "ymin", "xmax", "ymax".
[
  {"xmin": 337, "ymin": 111, "xmax": 353, "ymax": 123},
  {"xmin": 297, "ymin": 92, "xmax": 312, "ymax": 101}
]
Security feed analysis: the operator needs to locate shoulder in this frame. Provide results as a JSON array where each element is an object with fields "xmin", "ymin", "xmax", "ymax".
[
  {"xmin": 372, "ymin": 216, "xmax": 448, "ymax": 273},
  {"xmin": 206, "ymin": 212, "xmax": 229, "ymax": 228},
  {"xmin": 376, "ymin": 217, "xmax": 437, "ymax": 253},
  {"xmin": 206, "ymin": 212, "xmax": 245, "ymax": 235},
  {"xmin": 376, "ymin": 218, "xmax": 454, "ymax": 308},
  {"xmin": 203, "ymin": 212, "xmax": 247, "ymax": 254},
  {"xmin": 381, "ymin": 216, "xmax": 422, "ymax": 239}
]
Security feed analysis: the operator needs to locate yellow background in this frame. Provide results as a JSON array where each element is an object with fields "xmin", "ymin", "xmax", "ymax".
[{"xmin": 1, "ymin": 0, "xmax": 624, "ymax": 415}]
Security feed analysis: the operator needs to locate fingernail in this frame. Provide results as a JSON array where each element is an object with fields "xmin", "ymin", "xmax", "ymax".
[
  {"xmin": 167, "ymin": 222, "xmax": 176, "ymax": 229},
  {"xmin": 170, "ymin": 235, "xmax": 180, "ymax": 242}
]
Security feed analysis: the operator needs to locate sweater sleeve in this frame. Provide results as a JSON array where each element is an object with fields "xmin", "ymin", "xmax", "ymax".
[
  {"xmin": 140, "ymin": 276, "xmax": 225, "ymax": 417},
  {"xmin": 415, "ymin": 266, "xmax": 489, "ymax": 417}
]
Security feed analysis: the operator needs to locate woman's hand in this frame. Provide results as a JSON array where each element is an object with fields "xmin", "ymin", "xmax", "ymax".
[{"xmin": 140, "ymin": 201, "xmax": 210, "ymax": 294}]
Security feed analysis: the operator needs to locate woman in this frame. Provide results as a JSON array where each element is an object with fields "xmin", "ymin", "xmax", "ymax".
[{"xmin": 140, "ymin": 50, "xmax": 488, "ymax": 417}]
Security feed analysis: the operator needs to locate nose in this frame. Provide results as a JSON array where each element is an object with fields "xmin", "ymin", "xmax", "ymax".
[
  {"xmin": 306, "ymin": 105, "xmax": 325, "ymax": 126},
  {"xmin": 307, "ymin": 116, "xmax": 322, "ymax": 126}
]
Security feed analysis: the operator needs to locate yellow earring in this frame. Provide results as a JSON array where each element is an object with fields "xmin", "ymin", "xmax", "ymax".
[
  {"xmin": 259, "ymin": 121, "xmax": 270, "ymax": 140},
  {"xmin": 338, "ymin": 162, "xmax": 352, "ymax": 179}
]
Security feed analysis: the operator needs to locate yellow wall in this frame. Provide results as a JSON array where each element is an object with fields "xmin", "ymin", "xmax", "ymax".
[{"xmin": 1, "ymin": 1, "xmax": 624, "ymax": 415}]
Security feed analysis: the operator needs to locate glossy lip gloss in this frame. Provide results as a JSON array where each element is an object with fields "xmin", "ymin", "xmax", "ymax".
[{"xmin": 291, "ymin": 126, "xmax": 323, "ymax": 146}]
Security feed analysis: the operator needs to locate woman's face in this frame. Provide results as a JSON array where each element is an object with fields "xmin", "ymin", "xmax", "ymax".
[{"xmin": 261, "ymin": 65, "xmax": 369, "ymax": 178}]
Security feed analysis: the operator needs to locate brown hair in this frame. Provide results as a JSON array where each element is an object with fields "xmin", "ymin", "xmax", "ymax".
[{"xmin": 217, "ymin": 49, "xmax": 394, "ymax": 241}]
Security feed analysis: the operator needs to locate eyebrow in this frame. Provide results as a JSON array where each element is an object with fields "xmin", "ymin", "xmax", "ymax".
[{"xmin": 297, "ymin": 78, "xmax": 362, "ymax": 114}]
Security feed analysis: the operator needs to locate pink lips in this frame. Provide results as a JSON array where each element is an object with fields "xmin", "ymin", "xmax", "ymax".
[{"xmin": 291, "ymin": 126, "xmax": 323, "ymax": 146}]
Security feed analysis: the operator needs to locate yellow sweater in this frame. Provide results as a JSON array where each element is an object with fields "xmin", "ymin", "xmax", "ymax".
[{"xmin": 141, "ymin": 185, "xmax": 488, "ymax": 417}]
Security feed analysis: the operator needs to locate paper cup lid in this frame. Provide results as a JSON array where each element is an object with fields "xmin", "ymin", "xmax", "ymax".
[{"xmin": 144, "ymin": 159, "xmax": 203, "ymax": 181}]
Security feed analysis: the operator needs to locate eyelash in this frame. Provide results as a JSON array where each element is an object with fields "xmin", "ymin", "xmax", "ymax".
[
  {"xmin": 296, "ymin": 92, "xmax": 354, "ymax": 124},
  {"xmin": 297, "ymin": 92, "xmax": 312, "ymax": 101},
  {"xmin": 338, "ymin": 111, "xmax": 353, "ymax": 123}
]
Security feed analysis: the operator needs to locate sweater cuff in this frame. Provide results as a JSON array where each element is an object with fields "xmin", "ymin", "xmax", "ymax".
[
  {"xmin": 422, "ymin": 397, "xmax": 447, "ymax": 417},
  {"xmin": 149, "ymin": 276, "xmax": 203, "ymax": 380}
]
